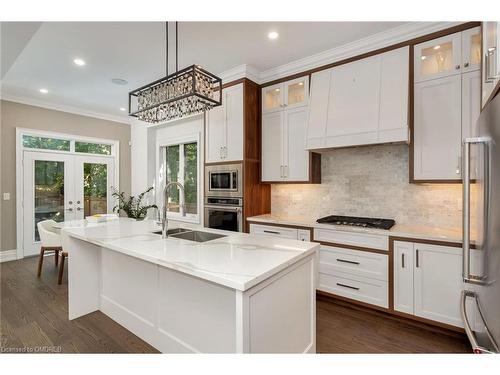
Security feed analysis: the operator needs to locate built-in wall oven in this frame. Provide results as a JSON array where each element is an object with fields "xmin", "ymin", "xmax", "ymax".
[
  {"xmin": 204, "ymin": 163, "xmax": 243, "ymax": 232},
  {"xmin": 204, "ymin": 197, "xmax": 243, "ymax": 232},
  {"xmin": 205, "ymin": 162, "xmax": 242, "ymax": 198}
]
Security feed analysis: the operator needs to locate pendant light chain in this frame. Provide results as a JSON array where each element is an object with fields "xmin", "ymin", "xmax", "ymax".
[
  {"xmin": 129, "ymin": 20, "xmax": 222, "ymax": 123},
  {"xmin": 165, "ymin": 22, "xmax": 169, "ymax": 77},
  {"xmin": 176, "ymin": 22, "xmax": 179, "ymax": 73}
]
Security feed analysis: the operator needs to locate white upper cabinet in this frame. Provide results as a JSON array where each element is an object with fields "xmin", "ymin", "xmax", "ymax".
[
  {"xmin": 283, "ymin": 106, "xmax": 309, "ymax": 181},
  {"xmin": 414, "ymin": 32, "xmax": 462, "ymax": 82},
  {"xmin": 205, "ymin": 83, "xmax": 244, "ymax": 163},
  {"xmin": 261, "ymin": 111, "xmax": 283, "ymax": 182},
  {"xmin": 482, "ymin": 22, "xmax": 500, "ymax": 108},
  {"xmin": 412, "ymin": 27, "xmax": 481, "ymax": 181},
  {"xmin": 413, "ymin": 75, "xmax": 462, "ymax": 180},
  {"xmin": 262, "ymin": 76, "xmax": 317, "ymax": 183},
  {"xmin": 306, "ymin": 46, "xmax": 409, "ymax": 150}
]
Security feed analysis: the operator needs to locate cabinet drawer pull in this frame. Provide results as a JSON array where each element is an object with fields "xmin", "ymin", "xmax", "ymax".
[
  {"xmin": 336, "ymin": 258, "xmax": 360, "ymax": 265},
  {"xmin": 416, "ymin": 249, "xmax": 419, "ymax": 268},
  {"xmin": 401, "ymin": 253, "xmax": 405, "ymax": 268},
  {"xmin": 336, "ymin": 283, "xmax": 360, "ymax": 291},
  {"xmin": 263, "ymin": 230, "xmax": 280, "ymax": 235}
]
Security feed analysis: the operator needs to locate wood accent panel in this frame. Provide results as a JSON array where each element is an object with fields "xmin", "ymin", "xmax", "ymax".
[
  {"xmin": 241, "ymin": 78, "xmax": 271, "ymax": 232},
  {"xmin": 261, "ymin": 22, "xmax": 480, "ymax": 88}
]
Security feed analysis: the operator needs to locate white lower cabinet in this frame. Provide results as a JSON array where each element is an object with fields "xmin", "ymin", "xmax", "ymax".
[
  {"xmin": 318, "ymin": 244, "xmax": 388, "ymax": 308},
  {"xmin": 393, "ymin": 241, "xmax": 467, "ymax": 327}
]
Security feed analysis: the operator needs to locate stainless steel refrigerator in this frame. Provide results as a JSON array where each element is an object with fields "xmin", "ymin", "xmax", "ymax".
[{"xmin": 461, "ymin": 91, "xmax": 500, "ymax": 353}]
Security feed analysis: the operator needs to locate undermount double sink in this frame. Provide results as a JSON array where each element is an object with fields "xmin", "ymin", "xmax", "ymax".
[{"xmin": 152, "ymin": 228, "xmax": 226, "ymax": 243}]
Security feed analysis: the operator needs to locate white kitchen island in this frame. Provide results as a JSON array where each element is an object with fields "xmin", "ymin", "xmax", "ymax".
[{"xmin": 61, "ymin": 219, "xmax": 318, "ymax": 353}]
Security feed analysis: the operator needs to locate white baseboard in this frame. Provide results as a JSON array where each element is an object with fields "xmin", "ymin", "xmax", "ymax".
[{"xmin": 0, "ymin": 250, "xmax": 19, "ymax": 263}]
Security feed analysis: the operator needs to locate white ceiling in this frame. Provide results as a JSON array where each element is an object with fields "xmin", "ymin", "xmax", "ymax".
[{"xmin": 1, "ymin": 21, "xmax": 411, "ymax": 122}]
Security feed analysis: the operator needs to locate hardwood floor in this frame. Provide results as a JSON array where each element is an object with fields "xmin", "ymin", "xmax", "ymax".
[{"xmin": 1, "ymin": 256, "xmax": 471, "ymax": 353}]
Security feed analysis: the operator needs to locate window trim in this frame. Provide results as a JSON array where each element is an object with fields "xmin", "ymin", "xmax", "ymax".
[{"xmin": 156, "ymin": 132, "xmax": 202, "ymax": 224}]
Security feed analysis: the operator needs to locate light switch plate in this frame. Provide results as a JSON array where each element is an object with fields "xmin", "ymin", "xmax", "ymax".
[{"xmin": 3, "ymin": 192, "xmax": 10, "ymax": 200}]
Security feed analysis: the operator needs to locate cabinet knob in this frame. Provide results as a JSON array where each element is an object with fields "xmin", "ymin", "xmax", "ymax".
[
  {"xmin": 455, "ymin": 64, "xmax": 461, "ymax": 70},
  {"xmin": 464, "ymin": 62, "xmax": 469, "ymax": 68}
]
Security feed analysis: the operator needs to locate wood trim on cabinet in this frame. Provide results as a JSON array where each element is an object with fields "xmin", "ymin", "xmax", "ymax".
[
  {"xmin": 241, "ymin": 78, "xmax": 271, "ymax": 232},
  {"xmin": 261, "ymin": 22, "xmax": 480, "ymax": 88},
  {"xmin": 313, "ymin": 240, "xmax": 389, "ymax": 255},
  {"xmin": 204, "ymin": 159, "xmax": 244, "ymax": 166}
]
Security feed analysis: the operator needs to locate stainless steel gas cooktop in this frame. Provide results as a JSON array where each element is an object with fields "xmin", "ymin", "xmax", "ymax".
[{"xmin": 316, "ymin": 215, "xmax": 395, "ymax": 230}]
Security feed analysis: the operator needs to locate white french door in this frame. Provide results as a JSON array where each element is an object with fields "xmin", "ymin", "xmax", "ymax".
[{"xmin": 22, "ymin": 151, "xmax": 115, "ymax": 256}]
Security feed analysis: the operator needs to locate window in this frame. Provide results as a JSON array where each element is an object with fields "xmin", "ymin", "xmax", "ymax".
[
  {"xmin": 75, "ymin": 141, "xmax": 112, "ymax": 155},
  {"xmin": 163, "ymin": 141, "xmax": 199, "ymax": 218},
  {"xmin": 23, "ymin": 135, "xmax": 70, "ymax": 151}
]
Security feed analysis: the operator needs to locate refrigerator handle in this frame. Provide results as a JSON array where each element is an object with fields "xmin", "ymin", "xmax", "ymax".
[
  {"xmin": 462, "ymin": 138, "xmax": 489, "ymax": 285},
  {"xmin": 461, "ymin": 290, "xmax": 499, "ymax": 353}
]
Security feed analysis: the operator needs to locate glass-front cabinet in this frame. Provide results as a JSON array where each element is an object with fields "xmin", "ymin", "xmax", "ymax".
[
  {"xmin": 414, "ymin": 32, "xmax": 462, "ymax": 82},
  {"xmin": 462, "ymin": 27, "xmax": 482, "ymax": 73},
  {"xmin": 262, "ymin": 76, "xmax": 309, "ymax": 113},
  {"xmin": 262, "ymin": 83, "xmax": 283, "ymax": 113}
]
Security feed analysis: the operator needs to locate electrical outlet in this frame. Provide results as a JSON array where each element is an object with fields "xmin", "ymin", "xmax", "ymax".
[{"xmin": 3, "ymin": 192, "xmax": 10, "ymax": 200}]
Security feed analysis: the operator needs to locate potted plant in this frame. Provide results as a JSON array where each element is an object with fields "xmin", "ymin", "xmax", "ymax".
[{"xmin": 112, "ymin": 187, "xmax": 157, "ymax": 220}]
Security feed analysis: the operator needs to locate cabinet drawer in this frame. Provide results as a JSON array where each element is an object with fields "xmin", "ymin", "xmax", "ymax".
[
  {"xmin": 318, "ymin": 271, "xmax": 388, "ymax": 308},
  {"xmin": 319, "ymin": 245, "xmax": 388, "ymax": 281},
  {"xmin": 314, "ymin": 228, "xmax": 388, "ymax": 251},
  {"xmin": 249, "ymin": 224, "xmax": 298, "ymax": 239}
]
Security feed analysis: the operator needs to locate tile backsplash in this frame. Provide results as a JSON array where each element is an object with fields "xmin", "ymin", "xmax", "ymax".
[{"xmin": 271, "ymin": 144, "xmax": 476, "ymax": 229}]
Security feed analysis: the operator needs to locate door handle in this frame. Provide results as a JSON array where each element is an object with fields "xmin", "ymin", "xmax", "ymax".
[
  {"xmin": 401, "ymin": 253, "xmax": 405, "ymax": 268},
  {"xmin": 461, "ymin": 290, "xmax": 499, "ymax": 353},
  {"xmin": 76, "ymin": 207, "xmax": 82, "ymax": 211},
  {"xmin": 336, "ymin": 258, "xmax": 360, "ymax": 265},
  {"xmin": 462, "ymin": 137, "xmax": 489, "ymax": 284},
  {"xmin": 416, "ymin": 249, "xmax": 419, "ymax": 268},
  {"xmin": 66, "ymin": 207, "xmax": 73, "ymax": 212},
  {"xmin": 336, "ymin": 283, "xmax": 360, "ymax": 291}
]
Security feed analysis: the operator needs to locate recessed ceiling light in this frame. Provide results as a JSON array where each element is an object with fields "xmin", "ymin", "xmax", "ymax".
[
  {"xmin": 275, "ymin": 88, "xmax": 280, "ymax": 92},
  {"xmin": 421, "ymin": 56, "xmax": 427, "ymax": 60},
  {"xmin": 73, "ymin": 58, "xmax": 86, "ymax": 66},
  {"xmin": 433, "ymin": 45, "xmax": 441, "ymax": 50},
  {"xmin": 298, "ymin": 82, "xmax": 304, "ymax": 86},
  {"xmin": 267, "ymin": 31, "xmax": 279, "ymax": 40},
  {"xmin": 120, "ymin": 107, "xmax": 126, "ymax": 111},
  {"xmin": 39, "ymin": 88, "xmax": 48, "ymax": 94},
  {"xmin": 111, "ymin": 78, "xmax": 128, "ymax": 85}
]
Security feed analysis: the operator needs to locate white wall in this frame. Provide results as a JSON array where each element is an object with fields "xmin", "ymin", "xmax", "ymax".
[{"xmin": 130, "ymin": 120, "xmax": 149, "ymax": 196}]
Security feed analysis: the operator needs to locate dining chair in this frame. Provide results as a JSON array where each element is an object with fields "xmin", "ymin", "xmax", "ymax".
[{"xmin": 36, "ymin": 219, "xmax": 65, "ymax": 283}]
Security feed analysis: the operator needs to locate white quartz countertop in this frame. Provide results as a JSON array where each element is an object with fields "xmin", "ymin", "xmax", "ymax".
[
  {"xmin": 247, "ymin": 214, "xmax": 473, "ymax": 244},
  {"xmin": 61, "ymin": 219, "xmax": 319, "ymax": 292}
]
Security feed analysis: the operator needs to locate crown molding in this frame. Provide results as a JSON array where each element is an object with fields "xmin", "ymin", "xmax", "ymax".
[
  {"xmin": 218, "ymin": 64, "xmax": 260, "ymax": 85},
  {"xmin": 218, "ymin": 22, "xmax": 465, "ymax": 85},
  {"xmin": 0, "ymin": 93, "xmax": 131, "ymax": 125}
]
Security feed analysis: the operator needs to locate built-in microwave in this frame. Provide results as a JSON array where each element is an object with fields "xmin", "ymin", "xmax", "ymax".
[{"xmin": 205, "ymin": 162, "xmax": 243, "ymax": 197}]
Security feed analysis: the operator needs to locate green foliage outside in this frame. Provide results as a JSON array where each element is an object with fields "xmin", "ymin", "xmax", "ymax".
[{"xmin": 23, "ymin": 135, "xmax": 70, "ymax": 151}]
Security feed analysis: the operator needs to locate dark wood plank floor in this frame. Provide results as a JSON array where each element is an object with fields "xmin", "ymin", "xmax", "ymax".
[{"xmin": 1, "ymin": 256, "xmax": 471, "ymax": 353}]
